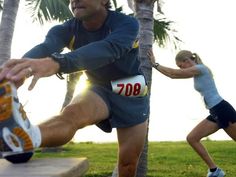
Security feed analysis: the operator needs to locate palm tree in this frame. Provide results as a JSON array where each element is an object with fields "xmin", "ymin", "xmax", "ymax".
[
  {"xmin": 130, "ymin": 1, "xmax": 155, "ymax": 176},
  {"xmin": 0, "ymin": 0, "xmax": 20, "ymax": 66}
]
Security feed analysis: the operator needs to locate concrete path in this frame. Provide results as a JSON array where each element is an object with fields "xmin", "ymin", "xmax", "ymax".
[{"xmin": 0, "ymin": 158, "xmax": 89, "ymax": 177}]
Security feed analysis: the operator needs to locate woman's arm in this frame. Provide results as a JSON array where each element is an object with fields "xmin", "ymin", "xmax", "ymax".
[
  {"xmin": 153, "ymin": 64, "xmax": 199, "ymax": 79},
  {"xmin": 147, "ymin": 49, "xmax": 200, "ymax": 79}
]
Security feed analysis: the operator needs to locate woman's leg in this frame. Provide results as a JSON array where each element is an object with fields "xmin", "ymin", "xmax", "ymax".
[{"xmin": 186, "ymin": 119, "xmax": 219, "ymax": 169}]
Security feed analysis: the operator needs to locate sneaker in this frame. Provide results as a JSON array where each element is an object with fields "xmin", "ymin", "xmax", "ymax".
[
  {"xmin": 0, "ymin": 80, "xmax": 34, "ymax": 157},
  {"xmin": 207, "ymin": 168, "xmax": 226, "ymax": 177}
]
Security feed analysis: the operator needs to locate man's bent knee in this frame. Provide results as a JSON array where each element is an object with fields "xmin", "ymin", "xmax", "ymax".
[
  {"xmin": 61, "ymin": 90, "xmax": 109, "ymax": 129},
  {"xmin": 61, "ymin": 103, "xmax": 90, "ymax": 129}
]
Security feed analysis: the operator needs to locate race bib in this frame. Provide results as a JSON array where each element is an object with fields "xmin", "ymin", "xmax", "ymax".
[{"xmin": 111, "ymin": 75, "xmax": 147, "ymax": 97}]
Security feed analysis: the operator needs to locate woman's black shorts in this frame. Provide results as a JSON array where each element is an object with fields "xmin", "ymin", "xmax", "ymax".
[{"xmin": 207, "ymin": 100, "xmax": 236, "ymax": 128}]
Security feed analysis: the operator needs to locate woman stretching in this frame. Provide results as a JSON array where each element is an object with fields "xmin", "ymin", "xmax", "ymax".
[{"xmin": 148, "ymin": 49, "xmax": 236, "ymax": 177}]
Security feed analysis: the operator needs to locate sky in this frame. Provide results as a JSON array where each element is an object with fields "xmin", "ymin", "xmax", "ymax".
[{"xmin": 7, "ymin": 0, "xmax": 236, "ymax": 142}]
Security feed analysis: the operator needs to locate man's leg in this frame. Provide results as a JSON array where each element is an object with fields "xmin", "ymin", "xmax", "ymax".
[
  {"xmin": 39, "ymin": 90, "xmax": 109, "ymax": 147},
  {"xmin": 116, "ymin": 120, "xmax": 147, "ymax": 177},
  {"xmin": 1, "ymin": 81, "xmax": 109, "ymax": 163}
]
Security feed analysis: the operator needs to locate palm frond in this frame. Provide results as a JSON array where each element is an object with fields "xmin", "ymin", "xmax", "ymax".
[
  {"xmin": 25, "ymin": 0, "xmax": 73, "ymax": 24},
  {"xmin": 153, "ymin": 17, "xmax": 182, "ymax": 49}
]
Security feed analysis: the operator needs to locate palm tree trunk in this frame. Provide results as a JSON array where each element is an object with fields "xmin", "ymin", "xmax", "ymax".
[
  {"xmin": 0, "ymin": 0, "xmax": 20, "ymax": 65},
  {"xmin": 134, "ymin": 1, "xmax": 154, "ymax": 176}
]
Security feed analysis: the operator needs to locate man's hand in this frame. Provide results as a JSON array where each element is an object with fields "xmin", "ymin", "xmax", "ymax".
[{"xmin": 0, "ymin": 57, "xmax": 60, "ymax": 90}]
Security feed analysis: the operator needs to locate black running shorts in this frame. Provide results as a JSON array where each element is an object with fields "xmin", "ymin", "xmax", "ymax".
[{"xmin": 207, "ymin": 100, "xmax": 236, "ymax": 128}]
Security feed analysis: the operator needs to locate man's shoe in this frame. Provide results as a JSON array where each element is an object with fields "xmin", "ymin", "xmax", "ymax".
[
  {"xmin": 0, "ymin": 80, "xmax": 34, "ymax": 162},
  {"xmin": 207, "ymin": 168, "xmax": 226, "ymax": 177}
]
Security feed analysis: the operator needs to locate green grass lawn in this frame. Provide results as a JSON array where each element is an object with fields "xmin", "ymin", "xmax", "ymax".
[{"xmin": 33, "ymin": 141, "xmax": 236, "ymax": 177}]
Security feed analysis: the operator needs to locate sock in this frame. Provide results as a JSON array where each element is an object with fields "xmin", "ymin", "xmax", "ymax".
[
  {"xmin": 30, "ymin": 125, "xmax": 42, "ymax": 148},
  {"xmin": 210, "ymin": 168, "xmax": 217, "ymax": 172}
]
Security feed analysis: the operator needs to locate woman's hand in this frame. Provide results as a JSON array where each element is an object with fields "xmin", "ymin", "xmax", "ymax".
[
  {"xmin": 147, "ymin": 49, "xmax": 156, "ymax": 66},
  {"xmin": 0, "ymin": 57, "xmax": 60, "ymax": 90}
]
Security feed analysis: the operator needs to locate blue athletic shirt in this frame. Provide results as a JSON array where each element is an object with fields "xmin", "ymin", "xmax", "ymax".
[
  {"xmin": 23, "ymin": 10, "xmax": 143, "ymax": 87},
  {"xmin": 194, "ymin": 64, "xmax": 223, "ymax": 109}
]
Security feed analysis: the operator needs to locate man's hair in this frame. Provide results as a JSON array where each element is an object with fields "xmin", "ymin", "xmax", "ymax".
[{"xmin": 105, "ymin": 0, "xmax": 112, "ymax": 9}]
